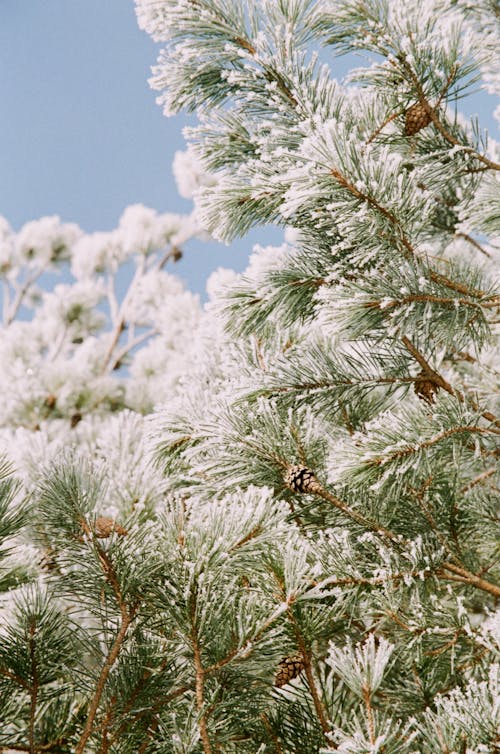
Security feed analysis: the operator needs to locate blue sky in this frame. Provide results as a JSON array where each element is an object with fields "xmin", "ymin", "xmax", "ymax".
[
  {"xmin": 0, "ymin": 0, "xmax": 282, "ymax": 295},
  {"xmin": 0, "ymin": 1, "xmax": 497, "ymax": 296}
]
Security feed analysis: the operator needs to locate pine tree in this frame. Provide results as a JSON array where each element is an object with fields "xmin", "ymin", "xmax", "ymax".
[{"xmin": 0, "ymin": 1, "xmax": 499, "ymax": 752}]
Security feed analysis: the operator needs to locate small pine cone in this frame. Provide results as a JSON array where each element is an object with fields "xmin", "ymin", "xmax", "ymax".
[
  {"xmin": 70, "ymin": 412, "xmax": 82, "ymax": 428},
  {"xmin": 39, "ymin": 547, "xmax": 58, "ymax": 572},
  {"xmin": 44, "ymin": 394, "xmax": 57, "ymax": 410},
  {"xmin": 284, "ymin": 465, "xmax": 321, "ymax": 494},
  {"xmin": 274, "ymin": 655, "xmax": 305, "ymax": 688},
  {"xmin": 404, "ymin": 102, "xmax": 432, "ymax": 136},
  {"xmin": 414, "ymin": 371, "xmax": 440, "ymax": 405},
  {"xmin": 94, "ymin": 516, "xmax": 128, "ymax": 538}
]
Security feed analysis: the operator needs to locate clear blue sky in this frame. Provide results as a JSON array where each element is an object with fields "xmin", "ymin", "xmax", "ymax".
[
  {"xmin": 0, "ymin": 1, "xmax": 497, "ymax": 295},
  {"xmin": 0, "ymin": 0, "xmax": 282, "ymax": 295}
]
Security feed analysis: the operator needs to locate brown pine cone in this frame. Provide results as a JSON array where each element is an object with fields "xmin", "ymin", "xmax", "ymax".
[
  {"xmin": 404, "ymin": 102, "xmax": 432, "ymax": 136},
  {"xmin": 274, "ymin": 655, "xmax": 305, "ymax": 687},
  {"xmin": 70, "ymin": 412, "xmax": 82, "ymax": 428},
  {"xmin": 413, "ymin": 371, "xmax": 440, "ymax": 405},
  {"xmin": 284, "ymin": 465, "xmax": 321, "ymax": 494},
  {"xmin": 94, "ymin": 516, "xmax": 128, "ymax": 538},
  {"xmin": 39, "ymin": 547, "xmax": 59, "ymax": 572},
  {"xmin": 44, "ymin": 394, "xmax": 57, "ymax": 410}
]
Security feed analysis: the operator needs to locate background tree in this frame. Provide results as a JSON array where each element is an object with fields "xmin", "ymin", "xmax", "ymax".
[{"xmin": 0, "ymin": 0, "xmax": 498, "ymax": 752}]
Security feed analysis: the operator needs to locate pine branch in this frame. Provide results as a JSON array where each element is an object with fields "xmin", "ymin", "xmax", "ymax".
[
  {"xmin": 285, "ymin": 465, "xmax": 500, "ymax": 598},
  {"xmin": 288, "ymin": 613, "xmax": 331, "ymax": 738},
  {"xmin": 74, "ymin": 533, "xmax": 139, "ymax": 754},
  {"xmin": 399, "ymin": 54, "xmax": 500, "ymax": 172},
  {"xmin": 75, "ymin": 611, "xmax": 136, "ymax": 754},
  {"xmin": 362, "ymin": 685, "xmax": 376, "ymax": 746},
  {"xmin": 401, "ymin": 337, "xmax": 500, "ymax": 427},
  {"xmin": 190, "ymin": 593, "xmax": 213, "ymax": 754},
  {"xmin": 28, "ymin": 621, "xmax": 39, "ymax": 754},
  {"xmin": 329, "ymin": 167, "xmax": 491, "ymax": 301}
]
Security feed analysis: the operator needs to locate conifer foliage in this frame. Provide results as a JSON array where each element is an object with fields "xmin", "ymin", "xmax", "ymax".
[{"xmin": 1, "ymin": 1, "xmax": 500, "ymax": 752}]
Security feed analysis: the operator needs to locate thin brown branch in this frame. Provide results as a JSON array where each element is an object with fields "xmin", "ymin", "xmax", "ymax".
[
  {"xmin": 100, "ymin": 256, "xmax": 146, "ymax": 375},
  {"xmin": 401, "ymin": 337, "xmax": 454, "ymax": 395},
  {"xmin": 74, "ymin": 538, "xmax": 138, "ymax": 754},
  {"xmin": 441, "ymin": 563, "xmax": 500, "ymax": 598},
  {"xmin": 424, "ymin": 632, "xmax": 460, "ymax": 657},
  {"xmin": 409, "ymin": 477, "xmax": 453, "ymax": 555},
  {"xmin": 310, "ymin": 570, "xmax": 429, "ymax": 591},
  {"xmin": 5, "ymin": 265, "xmax": 49, "ymax": 326},
  {"xmin": 233, "ymin": 33, "xmax": 298, "ymax": 107},
  {"xmin": 109, "ymin": 327, "xmax": 158, "ymax": 371},
  {"xmin": 266, "ymin": 375, "xmax": 415, "ymax": 397},
  {"xmin": 455, "ymin": 231, "xmax": 492, "ymax": 258},
  {"xmin": 157, "ymin": 244, "xmax": 182, "ymax": 271},
  {"xmin": 365, "ymin": 110, "xmax": 403, "ymax": 147},
  {"xmin": 228, "ymin": 524, "xmax": 263, "ymax": 552},
  {"xmin": 312, "ymin": 483, "xmax": 404, "ymax": 546},
  {"xmin": 0, "ymin": 666, "xmax": 31, "ymax": 690},
  {"xmin": 362, "ymin": 686, "xmax": 376, "ymax": 745},
  {"xmin": 286, "ymin": 607, "xmax": 330, "ymax": 737},
  {"xmin": 371, "ymin": 425, "xmax": 498, "ymax": 467},
  {"xmin": 461, "ymin": 467, "xmax": 497, "ymax": 493},
  {"xmin": 74, "ymin": 611, "xmax": 134, "ymax": 754},
  {"xmin": 98, "ymin": 698, "xmax": 116, "ymax": 754},
  {"xmin": 366, "ymin": 293, "xmax": 485, "ymax": 311},
  {"xmin": 402, "ymin": 61, "xmax": 500, "ymax": 171},
  {"xmin": 204, "ymin": 602, "xmax": 289, "ymax": 675},
  {"xmin": 401, "ymin": 337, "xmax": 500, "ymax": 428},
  {"xmin": 135, "ymin": 685, "xmax": 194, "ymax": 754}
]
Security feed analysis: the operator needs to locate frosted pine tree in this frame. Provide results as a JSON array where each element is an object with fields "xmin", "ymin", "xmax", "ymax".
[
  {"xmin": 0, "ymin": 204, "xmax": 207, "ymax": 751},
  {"xmin": 140, "ymin": 0, "xmax": 500, "ymax": 752},
  {"xmin": 0, "ymin": 1, "xmax": 499, "ymax": 752}
]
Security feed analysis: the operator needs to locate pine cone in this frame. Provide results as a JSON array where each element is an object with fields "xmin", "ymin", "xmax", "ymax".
[
  {"xmin": 44, "ymin": 394, "xmax": 57, "ymax": 410},
  {"xmin": 94, "ymin": 516, "xmax": 128, "ymax": 538},
  {"xmin": 284, "ymin": 465, "xmax": 321, "ymax": 494},
  {"xmin": 404, "ymin": 102, "xmax": 432, "ymax": 136},
  {"xmin": 39, "ymin": 547, "xmax": 58, "ymax": 572},
  {"xmin": 274, "ymin": 655, "xmax": 305, "ymax": 687},
  {"xmin": 414, "ymin": 371, "xmax": 440, "ymax": 405},
  {"xmin": 70, "ymin": 412, "xmax": 82, "ymax": 428}
]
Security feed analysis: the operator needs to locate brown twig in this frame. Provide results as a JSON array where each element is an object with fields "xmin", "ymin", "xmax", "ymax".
[
  {"xmin": 74, "ymin": 537, "xmax": 139, "ymax": 754},
  {"xmin": 260, "ymin": 712, "xmax": 284, "ymax": 754},
  {"xmin": 401, "ymin": 336, "xmax": 500, "ymax": 428},
  {"xmin": 0, "ymin": 666, "xmax": 31, "ymax": 690},
  {"xmin": 455, "ymin": 232, "xmax": 492, "ymax": 258},
  {"xmin": 440, "ymin": 563, "xmax": 500, "ymax": 598},
  {"xmin": 365, "ymin": 293, "xmax": 486, "ymax": 312},
  {"xmin": 285, "ymin": 606, "xmax": 330, "ymax": 737},
  {"xmin": 362, "ymin": 685, "xmax": 376, "ymax": 745},
  {"xmin": 460, "ymin": 467, "xmax": 497, "ymax": 493},
  {"xmin": 371, "ymin": 425, "xmax": 499, "ymax": 467},
  {"xmin": 74, "ymin": 611, "xmax": 135, "ymax": 754}
]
